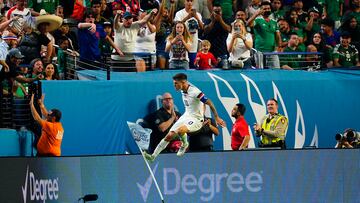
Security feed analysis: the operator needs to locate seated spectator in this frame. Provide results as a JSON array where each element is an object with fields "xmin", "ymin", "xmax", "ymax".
[
  {"xmin": 13, "ymin": 64, "xmax": 29, "ymax": 98},
  {"xmin": 194, "ymin": 40, "xmax": 217, "ymax": 70},
  {"xmin": 333, "ymin": 32, "xmax": 360, "ymax": 67},
  {"xmin": 112, "ymin": 9, "xmax": 156, "ymax": 61},
  {"xmin": 154, "ymin": 1, "xmax": 175, "ymax": 69},
  {"xmin": 134, "ymin": 9, "xmax": 157, "ymax": 72},
  {"xmin": 174, "ymin": 0, "xmax": 204, "ymax": 69},
  {"xmin": 310, "ymin": 32, "xmax": 333, "ymax": 68},
  {"xmin": 281, "ymin": 32, "xmax": 303, "ymax": 70},
  {"xmin": 292, "ymin": 0, "xmax": 307, "ymax": 23},
  {"xmin": 203, "ymin": 4, "xmax": 231, "ymax": 69},
  {"xmin": 320, "ymin": 18, "xmax": 340, "ymax": 48},
  {"xmin": 165, "ymin": 21, "xmax": 192, "ymax": 69},
  {"xmin": 227, "ymin": 19, "xmax": 253, "ymax": 69},
  {"xmin": 342, "ymin": 0, "xmax": 360, "ymax": 25},
  {"xmin": 143, "ymin": 92, "xmax": 181, "ymax": 154},
  {"xmin": 78, "ymin": 10, "xmax": 123, "ymax": 63},
  {"xmin": 303, "ymin": 44, "xmax": 321, "ymax": 69}
]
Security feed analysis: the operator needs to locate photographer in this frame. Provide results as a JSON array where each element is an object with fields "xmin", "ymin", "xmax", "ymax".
[{"xmin": 335, "ymin": 129, "xmax": 360, "ymax": 149}]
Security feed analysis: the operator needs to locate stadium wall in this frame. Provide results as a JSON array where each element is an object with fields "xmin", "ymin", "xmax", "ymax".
[
  {"xmin": 40, "ymin": 70, "xmax": 360, "ymax": 156},
  {"xmin": 0, "ymin": 149, "xmax": 358, "ymax": 203}
]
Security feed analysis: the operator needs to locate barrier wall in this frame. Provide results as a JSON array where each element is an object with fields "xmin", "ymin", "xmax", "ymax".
[
  {"xmin": 0, "ymin": 149, "xmax": 358, "ymax": 203},
  {"xmin": 41, "ymin": 69, "xmax": 360, "ymax": 156}
]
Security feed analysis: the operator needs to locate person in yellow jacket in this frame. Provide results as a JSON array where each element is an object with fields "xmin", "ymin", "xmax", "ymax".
[{"xmin": 253, "ymin": 98, "xmax": 288, "ymax": 149}]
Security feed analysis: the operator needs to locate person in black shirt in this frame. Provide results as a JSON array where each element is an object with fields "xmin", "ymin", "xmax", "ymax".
[{"xmin": 188, "ymin": 116, "xmax": 219, "ymax": 152}]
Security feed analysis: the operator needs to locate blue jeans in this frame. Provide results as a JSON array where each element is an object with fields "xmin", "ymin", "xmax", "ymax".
[
  {"xmin": 169, "ymin": 60, "xmax": 189, "ymax": 69},
  {"xmin": 188, "ymin": 52, "xmax": 197, "ymax": 69}
]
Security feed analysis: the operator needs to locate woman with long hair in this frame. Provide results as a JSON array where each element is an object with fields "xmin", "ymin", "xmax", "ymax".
[
  {"xmin": 165, "ymin": 21, "xmax": 192, "ymax": 69},
  {"xmin": 310, "ymin": 32, "xmax": 333, "ymax": 68},
  {"xmin": 44, "ymin": 63, "xmax": 59, "ymax": 80},
  {"xmin": 226, "ymin": 19, "xmax": 253, "ymax": 69}
]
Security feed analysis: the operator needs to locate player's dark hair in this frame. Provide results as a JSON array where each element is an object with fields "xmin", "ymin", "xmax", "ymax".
[
  {"xmin": 173, "ymin": 73, "xmax": 187, "ymax": 81},
  {"xmin": 236, "ymin": 103, "xmax": 246, "ymax": 115},
  {"xmin": 269, "ymin": 98, "xmax": 278, "ymax": 104}
]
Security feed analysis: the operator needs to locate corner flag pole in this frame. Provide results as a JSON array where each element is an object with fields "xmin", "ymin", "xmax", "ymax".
[{"xmin": 136, "ymin": 145, "xmax": 165, "ymax": 203}]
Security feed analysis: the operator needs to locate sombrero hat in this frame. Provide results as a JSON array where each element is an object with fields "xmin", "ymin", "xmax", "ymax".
[{"xmin": 35, "ymin": 9, "xmax": 63, "ymax": 32}]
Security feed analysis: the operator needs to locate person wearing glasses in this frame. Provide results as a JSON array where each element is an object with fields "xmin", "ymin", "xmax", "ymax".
[
  {"xmin": 30, "ymin": 94, "xmax": 64, "ymax": 156},
  {"xmin": 253, "ymin": 98, "xmax": 288, "ymax": 149},
  {"xmin": 143, "ymin": 92, "xmax": 181, "ymax": 153}
]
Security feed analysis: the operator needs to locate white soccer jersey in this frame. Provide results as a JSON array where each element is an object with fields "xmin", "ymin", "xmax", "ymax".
[{"xmin": 182, "ymin": 85, "xmax": 206, "ymax": 119}]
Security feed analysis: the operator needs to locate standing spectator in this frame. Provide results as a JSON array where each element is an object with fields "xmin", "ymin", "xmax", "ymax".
[
  {"xmin": 270, "ymin": 0, "xmax": 286, "ymax": 21},
  {"xmin": 154, "ymin": 1, "xmax": 175, "ymax": 69},
  {"xmin": 44, "ymin": 63, "xmax": 59, "ymax": 80},
  {"xmin": 194, "ymin": 40, "xmax": 217, "ymax": 70},
  {"xmin": 248, "ymin": 1, "xmax": 281, "ymax": 68},
  {"xmin": 53, "ymin": 18, "xmax": 78, "ymax": 51},
  {"xmin": 339, "ymin": 16, "xmax": 360, "ymax": 51},
  {"xmin": 203, "ymin": 4, "xmax": 231, "ymax": 69},
  {"xmin": 292, "ymin": 0, "xmax": 307, "ymax": 23},
  {"xmin": 78, "ymin": 10, "xmax": 123, "ymax": 63},
  {"xmin": 6, "ymin": 0, "xmax": 35, "ymax": 32},
  {"xmin": 322, "ymin": 0, "xmax": 343, "ymax": 29},
  {"xmin": 286, "ymin": 8, "xmax": 306, "ymax": 51},
  {"xmin": 280, "ymin": 32, "xmax": 303, "ymax": 70},
  {"xmin": 188, "ymin": 115, "xmax": 219, "ymax": 151},
  {"xmin": 165, "ymin": 21, "xmax": 192, "ymax": 69},
  {"xmin": 320, "ymin": 18, "xmax": 340, "ymax": 48},
  {"xmin": 134, "ymin": 9, "xmax": 157, "ymax": 72},
  {"xmin": 28, "ymin": 0, "xmax": 59, "ymax": 14},
  {"xmin": 342, "ymin": 0, "xmax": 360, "ymax": 24},
  {"xmin": 174, "ymin": 0, "xmax": 204, "ymax": 69},
  {"xmin": 309, "ymin": 32, "xmax": 333, "ymax": 68},
  {"xmin": 111, "ymin": 0, "xmax": 140, "ymax": 20},
  {"xmin": 207, "ymin": 0, "xmax": 237, "ymax": 21},
  {"xmin": 245, "ymin": 0, "xmax": 262, "ymax": 20},
  {"xmin": 30, "ymin": 94, "xmax": 64, "ymax": 157},
  {"xmin": 333, "ymin": 32, "xmax": 360, "ymax": 67},
  {"xmin": 278, "ymin": 18, "xmax": 291, "ymax": 51},
  {"xmin": 193, "ymin": 0, "xmax": 210, "ymax": 21},
  {"xmin": 91, "ymin": 0, "xmax": 108, "ymax": 24},
  {"xmin": 253, "ymin": 98, "xmax": 288, "ymax": 149},
  {"xmin": 112, "ymin": 9, "xmax": 156, "ymax": 61},
  {"xmin": 99, "ymin": 21, "xmax": 114, "ymax": 57},
  {"xmin": 231, "ymin": 103, "xmax": 250, "ymax": 151},
  {"xmin": 227, "ymin": 19, "xmax": 253, "ymax": 69},
  {"xmin": 305, "ymin": 6, "xmax": 321, "ymax": 43},
  {"xmin": 143, "ymin": 92, "xmax": 181, "ymax": 154}
]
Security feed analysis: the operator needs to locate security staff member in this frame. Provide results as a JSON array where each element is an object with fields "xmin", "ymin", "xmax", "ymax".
[{"xmin": 253, "ymin": 98, "xmax": 288, "ymax": 149}]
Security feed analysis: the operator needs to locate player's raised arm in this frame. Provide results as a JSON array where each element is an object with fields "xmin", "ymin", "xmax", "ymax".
[{"xmin": 203, "ymin": 97, "xmax": 226, "ymax": 128}]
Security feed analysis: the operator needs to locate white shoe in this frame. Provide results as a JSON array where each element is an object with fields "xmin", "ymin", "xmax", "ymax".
[{"xmin": 176, "ymin": 142, "xmax": 189, "ymax": 157}]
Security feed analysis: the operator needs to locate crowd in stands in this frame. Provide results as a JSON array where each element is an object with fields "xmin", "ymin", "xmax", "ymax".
[{"xmin": 0, "ymin": 0, "xmax": 359, "ymax": 97}]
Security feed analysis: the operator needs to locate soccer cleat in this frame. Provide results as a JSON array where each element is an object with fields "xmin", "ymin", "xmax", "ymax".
[
  {"xmin": 143, "ymin": 152, "xmax": 155, "ymax": 163},
  {"xmin": 176, "ymin": 141, "xmax": 189, "ymax": 157}
]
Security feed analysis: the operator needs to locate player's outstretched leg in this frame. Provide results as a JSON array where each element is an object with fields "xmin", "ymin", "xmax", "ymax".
[
  {"xmin": 177, "ymin": 133, "xmax": 189, "ymax": 157},
  {"xmin": 145, "ymin": 139, "xmax": 170, "ymax": 162}
]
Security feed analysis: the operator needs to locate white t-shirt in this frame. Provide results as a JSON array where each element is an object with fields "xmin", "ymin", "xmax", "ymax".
[
  {"xmin": 182, "ymin": 85, "xmax": 206, "ymax": 119},
  {"xmin": 134, "ymin": 25, "xmax": 156, "ymax": 54},
  {"xmin": 174, "ymin": 9, "xmax": 202, "ymax": 53},
  {"xmin": 226, "ymin": 33, "xmax": 252, "ymax": 62},
  {"xmin": 113, "ymin": 22, "xmax": 141, "ymax": 60}
]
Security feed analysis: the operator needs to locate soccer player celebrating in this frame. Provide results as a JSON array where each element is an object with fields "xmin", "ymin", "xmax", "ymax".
[{"xmin": 144, "ymin": 73, "xmax": 226, "ymax": 161}]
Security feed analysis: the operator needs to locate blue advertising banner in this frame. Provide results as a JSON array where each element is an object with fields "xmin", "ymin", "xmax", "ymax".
[
  {"xmin": 0, "ymin": 149, "xmax": 358, "ymax": 202},
  {"xmin": 41, "ymin": 70, "xmax": 360, "ymax": 156}
]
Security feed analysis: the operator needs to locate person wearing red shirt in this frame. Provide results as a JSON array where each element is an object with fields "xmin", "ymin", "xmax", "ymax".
[
  {"xmin": 231, "ymin": 103, "xmax": 250, "ymax": 150},
  {"xmin": 194, "ymin": 40, "xmax": 218, "ymax": 70}
]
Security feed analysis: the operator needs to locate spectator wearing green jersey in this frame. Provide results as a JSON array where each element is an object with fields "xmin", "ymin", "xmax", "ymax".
[{"xmin": 333, "ymin": 31, "xmax": 360, "ymax": 67}]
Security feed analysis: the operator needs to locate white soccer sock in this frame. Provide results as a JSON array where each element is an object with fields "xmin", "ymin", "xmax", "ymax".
[
  {"xmin": 180, "ymin": 133, "xmax": 188, "ymax": 145},
  {"xmin": 152, "ymin": 139, "xmax": 169, "ymax": 158}
]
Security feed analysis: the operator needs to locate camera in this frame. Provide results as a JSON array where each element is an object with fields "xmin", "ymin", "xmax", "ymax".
[{"xmin": 335, "ymin": 129, "xmax": 360, "ymax": 148}]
